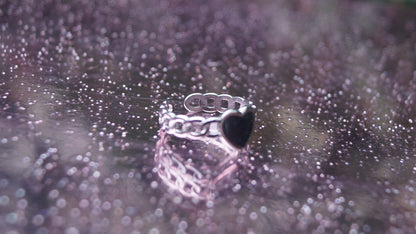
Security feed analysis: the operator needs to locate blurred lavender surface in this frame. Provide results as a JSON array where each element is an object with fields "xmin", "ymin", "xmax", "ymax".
[{"xmin": 1, "ymin": 0, "xmax": 416, "ymax": 233}]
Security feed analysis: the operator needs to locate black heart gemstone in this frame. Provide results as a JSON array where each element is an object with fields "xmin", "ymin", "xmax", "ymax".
[{"xmin": 222, "ymin": 111, "xmax": 255, "ymax": 148}]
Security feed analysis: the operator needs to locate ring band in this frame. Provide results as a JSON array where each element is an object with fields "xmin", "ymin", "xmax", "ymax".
[
  {"xmin": 159, "ymin": 93, "xmax": 256, "ymax": 149},
  {"xmin": 155, "ymin": 131, "xmax": 238, "ymax": 200}
]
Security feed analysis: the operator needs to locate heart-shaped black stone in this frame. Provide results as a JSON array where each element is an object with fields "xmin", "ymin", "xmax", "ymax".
[{"xmin": 222, "ymin": 111, "xmax": 255, "ymax": 148}]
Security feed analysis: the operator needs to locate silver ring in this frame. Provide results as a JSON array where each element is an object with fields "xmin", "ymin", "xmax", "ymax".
[{"xmin": 159, "ymin": 93, "xmax": 256, "ymax": 149}]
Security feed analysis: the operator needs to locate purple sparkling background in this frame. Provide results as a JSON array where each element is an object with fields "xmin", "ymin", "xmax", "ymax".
[{"xmin": 1, "ymin": 0, "xmax": 416, "ymax": 233}]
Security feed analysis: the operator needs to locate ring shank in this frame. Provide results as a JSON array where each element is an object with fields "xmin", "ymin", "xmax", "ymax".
[
  {"xmin": 159, "ymin": 93, "xmax": 254, "ymax": 149},
  {"xmin": 184, "ymin": 93, "xmax": 249, "ymax": 113}
]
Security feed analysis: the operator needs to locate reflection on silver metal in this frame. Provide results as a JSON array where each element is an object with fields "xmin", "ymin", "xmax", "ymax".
[
  {"xmin": 159, "ymin": 93, "xmax": 256, "ymax": 149},
  {"xmin": 156, "ymin": 93, "xmax": 254, "ymax": 199},
  {"xmin": 154, "ymin": 131, "xmax": 240, "ymax": 200}
]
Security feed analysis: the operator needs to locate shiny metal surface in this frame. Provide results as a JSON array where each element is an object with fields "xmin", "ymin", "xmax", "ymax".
[{"xmin": 1, "ymin": 0, "xmax": 416, "ymax": 233}]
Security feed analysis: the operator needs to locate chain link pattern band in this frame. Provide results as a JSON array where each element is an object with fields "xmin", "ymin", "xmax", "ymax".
[
  {"xmin": 184, "ymin": 93, "xmax": 249, "ymax": 113},
  {"xmin": 159, "ymin": 93, "xmax": 255, "ymax": 143},
  {"xmin": 154, "ymin": 131, "xmax": 238, "ymax": 200},
  {"xmin": 156, "ymin": 93, "xmax": 254, "ymax": 199}
]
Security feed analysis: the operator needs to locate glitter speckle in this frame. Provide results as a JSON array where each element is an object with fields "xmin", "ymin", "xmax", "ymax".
[
  {"xmin": 32, "ymin": 214, "xmax": 45, "ymax": 226},
  {"xmin": 5, "ymin": 213, "xmax": 18, "ymax": 224},
  {"xmin": 0, "ymin": 196, "xmax": 10, "ymax": 206},
  {"xmin": 14, "ymin": 188, "xmax": 25, "ymax": 198},
  {"xmin": 0, "ymin": 1, "xmax": 415, "ymax": 233},
  {"xmin": 65, "ymin": 227, "xmax": 79, "ymax": 234}
]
